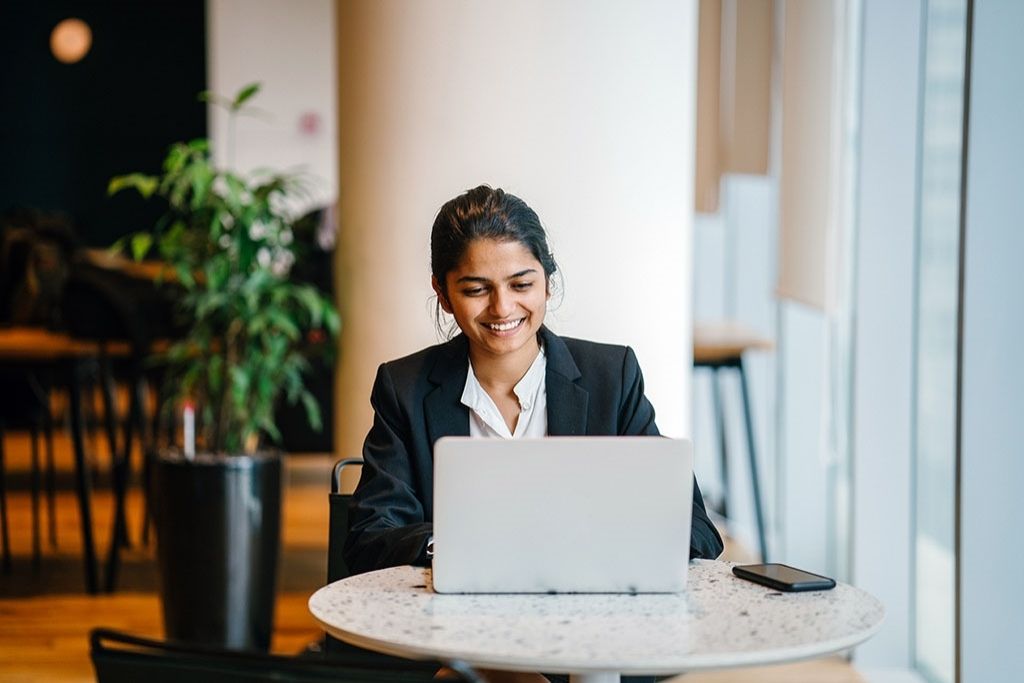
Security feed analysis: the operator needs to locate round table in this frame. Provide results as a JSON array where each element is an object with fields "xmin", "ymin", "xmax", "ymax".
[{"xmin": 309, "ymin": 560, "xmax": 884, "ymax": 683}]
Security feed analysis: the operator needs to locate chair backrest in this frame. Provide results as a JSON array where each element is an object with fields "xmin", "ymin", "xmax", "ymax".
[
  {"xmin": 327, "ymin": 458, "xmax": 363, "ymax": 584},
  {"xmin": 91, "ymin": 628, "xmax": 481, "ymax": 683}
]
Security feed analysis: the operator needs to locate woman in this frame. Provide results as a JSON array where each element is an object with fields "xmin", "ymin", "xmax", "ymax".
[{"xmin": 343, "ymin": 185, "xmax": 723, "ymax": 576}]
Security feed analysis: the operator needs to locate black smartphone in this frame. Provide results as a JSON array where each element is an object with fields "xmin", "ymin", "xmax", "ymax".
[{"xmin": 732, "ymin": 563, "xmax": 836, "ymax": 592}]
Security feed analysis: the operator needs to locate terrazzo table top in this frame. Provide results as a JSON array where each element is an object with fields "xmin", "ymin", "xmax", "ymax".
[{"xmin": 309, "ymin": 560, "xmax": 884, "ymax": 678}]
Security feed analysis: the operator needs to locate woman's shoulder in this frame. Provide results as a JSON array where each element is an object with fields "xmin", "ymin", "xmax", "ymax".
[
  {"xmin": 543, "ymin": 329, "xmax": 639, "ymax": 378},
  {"xmin": 377, "ymin": 335, "xmax": 467, "ymax": 385}
]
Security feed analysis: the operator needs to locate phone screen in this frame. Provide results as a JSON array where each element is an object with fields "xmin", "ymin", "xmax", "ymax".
[{"xmin": 732, "ymin": 563, "xmax": 836, "ymax": 591}]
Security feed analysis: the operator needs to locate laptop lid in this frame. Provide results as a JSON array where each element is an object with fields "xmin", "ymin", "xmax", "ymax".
[{"xmin": 431, "ymin": 436, "xmax": 693, "ymax": 594}]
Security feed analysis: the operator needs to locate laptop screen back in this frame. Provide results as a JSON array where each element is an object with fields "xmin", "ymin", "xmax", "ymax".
[{"xmin": 431, "ymin": 436, "xmax": 693, "ymax": 594}]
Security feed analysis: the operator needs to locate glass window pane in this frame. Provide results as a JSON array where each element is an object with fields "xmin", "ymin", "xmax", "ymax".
[{"xmin": 913, "ymin": 1, "xmax": 966, "ymax": 681}]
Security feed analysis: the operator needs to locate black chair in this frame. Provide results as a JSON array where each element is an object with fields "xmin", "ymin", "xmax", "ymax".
[
  {"xmin": 0, "ymin": 366, "xmax": 58, "ymax": 574},
  {"xmin": 90, "ymin": 628, "xmax": 482, "ymax": 683},
  {"xmin": 303, "ymin": 458, "xmax": 422, "ymax": 667},
  {"xmin": 327, "ymin": 458, "xmax": 363, "ymax": 584},
  {"xmin": 323, "ymin": 458, "xmax": 409, "ymax": 663},
  {"xmin": 62, "ymin": 260, "xmax": 185, "ymax": 591}
]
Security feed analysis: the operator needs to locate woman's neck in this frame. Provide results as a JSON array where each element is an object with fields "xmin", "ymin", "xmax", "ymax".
[{"xmin": 468, "ymin": 336, "xmax": 541, "ymax": 393}]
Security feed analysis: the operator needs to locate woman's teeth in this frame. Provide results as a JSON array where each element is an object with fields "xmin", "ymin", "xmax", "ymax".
[{"xmin": 486, "ymin": 318, "xmax": 523, "ymax": 332}]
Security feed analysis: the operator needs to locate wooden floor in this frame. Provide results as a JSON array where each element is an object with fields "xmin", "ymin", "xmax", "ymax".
[{"xmin": 0, "ymin": 428, "xmax": 864, "ymax": 683}]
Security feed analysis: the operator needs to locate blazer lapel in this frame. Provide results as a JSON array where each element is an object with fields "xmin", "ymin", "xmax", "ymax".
[
  {"xmin": 424, "ymin": 334, "xmax": 471, "ymax": 445},
  {"xmin": 542, "ymin": 327, "xmax": 589, "ymax": 436}
]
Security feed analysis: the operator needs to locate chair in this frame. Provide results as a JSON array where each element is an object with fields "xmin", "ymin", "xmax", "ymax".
[
  {"xmin": 63, "ymin": 259, "xmax": 183, "ymax": 591},
  {"xmin": 0, "ymin": 369, "xmax": 56, "ymax": 573},
  {"xmin": 327, "ymin": 458, "xmax": 363, "ymax": 584},
  {"xmin": 90, "ymin": 628, "xmax": 482, "ymax": 683},
  {"xmin": 323, "ymin": 458, "xmax": 410, "ymax": 663},
  {"xmin": 693, "ymin": 321, "xmax": 773, "ymax": 561}
]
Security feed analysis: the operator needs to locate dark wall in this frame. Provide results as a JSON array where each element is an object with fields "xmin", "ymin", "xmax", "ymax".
[{"xmin": 0, "ymin": 1, "xmax": 206, "ymax": 247}]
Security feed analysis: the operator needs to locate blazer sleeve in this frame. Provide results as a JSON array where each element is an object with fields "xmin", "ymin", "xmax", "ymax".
[
  {"xmin": 342, "ymin": 363, "xmax": 433, "ymax": 574},
  {"xmin": 619, "ymin": 347, "xmax": 725, "ymax": 560}
]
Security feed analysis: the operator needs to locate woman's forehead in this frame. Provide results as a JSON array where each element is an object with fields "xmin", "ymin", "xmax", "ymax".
[{"xmin": 450, "ymin": 238, "xmax": 542, "ymax": 277}]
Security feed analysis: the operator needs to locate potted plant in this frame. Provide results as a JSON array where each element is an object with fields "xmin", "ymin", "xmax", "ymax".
[{"xmin": 109, "ymin": 83, "xmax": 339, "ymax": 651}]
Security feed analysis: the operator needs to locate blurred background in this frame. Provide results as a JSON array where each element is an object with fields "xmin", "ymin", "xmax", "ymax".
[{"xmin": 1, "ymin": 1, "xmax": 1021, "ymax": 682}]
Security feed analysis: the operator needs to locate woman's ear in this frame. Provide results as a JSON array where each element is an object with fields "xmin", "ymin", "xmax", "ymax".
[{"xmin": 432, "ymin": 276, "xmax": 453, "ymax": 314}]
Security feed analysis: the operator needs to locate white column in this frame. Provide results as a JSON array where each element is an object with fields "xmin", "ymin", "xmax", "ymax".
[{"xmin": 335, "ymin": 0, "xmax": 699, "ymax": 461}]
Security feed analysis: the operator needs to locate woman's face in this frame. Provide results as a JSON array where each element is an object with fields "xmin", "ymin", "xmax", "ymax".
[{"xmin": 433, "ymin": 238, "xmax": 549, "ymax": 362}]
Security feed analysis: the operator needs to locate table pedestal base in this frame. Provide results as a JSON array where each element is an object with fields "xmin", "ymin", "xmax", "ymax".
[{"xmin": 569, "ymin": 673, "xmax": 619, "ymax": 683}]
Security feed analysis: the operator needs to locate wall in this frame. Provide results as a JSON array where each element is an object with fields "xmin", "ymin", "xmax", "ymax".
[
  {"xmin": 206, "ymin": 0, "xmax": 339, "ymax": 452},
  {"xmin": 335, "ymin": 0, "xmax": 698, "ymax": 461},
  {"xmin": 0, "ymin": 1, "xmax": 206, "ymax": 246},
  {"xmin": 207, "ymin": 0, "xmax": 337, "ymax": 211}
]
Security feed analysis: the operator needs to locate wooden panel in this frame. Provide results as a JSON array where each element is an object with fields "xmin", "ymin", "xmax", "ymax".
[
  {"xmin": 720, "ymin": 0, "xmax": 773, "ymax": 175},
  {"xmin": 695, "ymin": 0, "xmax": 723, "ymax": 213},
  {"xmin": 777, "ymin": 0, "xmax": 840, "ymax": 311}
]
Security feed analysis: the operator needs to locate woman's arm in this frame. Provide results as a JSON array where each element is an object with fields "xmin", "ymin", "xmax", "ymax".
[
  {"xmin": 619, "ymin": 347, "xmax": 725, "ymax": 560},
  {"xmin": 342, "ymin": 363, "xmax": 433, "ymax": 574}
]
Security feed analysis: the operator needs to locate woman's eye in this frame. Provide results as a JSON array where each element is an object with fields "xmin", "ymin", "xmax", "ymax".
[
  {"xmin": 462, "ymin": 287, "xmax": 486, "ymax": 296},
  {"xmin": 512, "ymin": 282, "xmax": 533, "ymax": 291}
]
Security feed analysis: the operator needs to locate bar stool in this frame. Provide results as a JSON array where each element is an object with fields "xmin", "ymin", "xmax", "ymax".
[{"xmin": 693, "ymin": 321, "xmax": 773, "ymax": 561}]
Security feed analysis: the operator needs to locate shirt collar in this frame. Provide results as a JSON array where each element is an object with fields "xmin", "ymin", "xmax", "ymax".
[{"xmin": 461, "ymin": 344, "xmax": 547, "ymax": 415}]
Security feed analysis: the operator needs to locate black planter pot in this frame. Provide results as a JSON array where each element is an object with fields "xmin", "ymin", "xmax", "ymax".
[{"xmin": 151, "ymin": 449, "xmax": 282, "ymax": 651}]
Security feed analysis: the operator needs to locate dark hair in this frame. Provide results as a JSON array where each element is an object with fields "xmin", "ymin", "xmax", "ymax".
[{"xmin": 430, "ymin": 185, "xmax": 558, "ymax": 295}]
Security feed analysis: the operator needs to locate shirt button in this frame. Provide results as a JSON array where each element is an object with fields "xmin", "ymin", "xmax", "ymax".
[{"xmin": 521, "ymin": 401, "xmax": 531, "ymax": 410}]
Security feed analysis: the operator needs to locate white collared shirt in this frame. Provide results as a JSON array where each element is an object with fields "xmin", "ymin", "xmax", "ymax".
[{"xmin": 461, "ymin": 346, "xmax": 547, "ymax": 439}]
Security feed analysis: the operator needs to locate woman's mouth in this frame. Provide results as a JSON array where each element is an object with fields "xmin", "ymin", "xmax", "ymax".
[{"xmin": 483, "ymin": 318, "xmax": 525, "ymax": 333}]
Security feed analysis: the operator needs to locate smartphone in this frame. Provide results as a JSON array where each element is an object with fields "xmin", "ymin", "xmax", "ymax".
[{"xmin": 732, "ymin": 563, "xmax": 836, "ymax": 592}]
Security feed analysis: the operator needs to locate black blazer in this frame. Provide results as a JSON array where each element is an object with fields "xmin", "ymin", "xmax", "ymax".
[{"xmin": 343, "ymin": 326, "xmax": 724, "ymax": 575}]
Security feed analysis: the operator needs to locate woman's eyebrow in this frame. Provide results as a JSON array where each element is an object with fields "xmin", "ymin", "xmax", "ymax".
[
  {"xmin": 455, "ymin": 268, "xmax": 537, "ymax": 284},
  {"xmin": 508, "ymin": 269, "xmax": 537, "ymax": 279}
]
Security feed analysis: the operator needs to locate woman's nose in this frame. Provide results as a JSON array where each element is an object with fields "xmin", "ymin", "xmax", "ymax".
[{"xmin": 489, "ymin": 289, "xmax": 515, "ymax": 317}]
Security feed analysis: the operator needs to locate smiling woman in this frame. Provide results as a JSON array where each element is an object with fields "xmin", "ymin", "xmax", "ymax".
[{"xmin": 341, "ymin": 185, "xmax": 724, "ymax": 579}]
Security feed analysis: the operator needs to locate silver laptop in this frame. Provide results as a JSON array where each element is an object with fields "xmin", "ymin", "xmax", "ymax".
[{"xmin": 431, "ymin": 436, "xmax": 693, "ymax": 594}]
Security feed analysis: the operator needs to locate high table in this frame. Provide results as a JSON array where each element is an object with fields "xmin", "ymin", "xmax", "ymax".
[
  {"xmin": 0, "ymin": 327, "xmax": 131, "ymax": 592},
  {"xmin": 309, "ymin": 560, "xmax": 884, "ymax": 683}
]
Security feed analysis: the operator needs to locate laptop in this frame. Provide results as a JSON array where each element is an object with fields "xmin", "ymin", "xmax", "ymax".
[{"xmin": 431, "ymin": 436, "xmax": 693, "ymax": 594}]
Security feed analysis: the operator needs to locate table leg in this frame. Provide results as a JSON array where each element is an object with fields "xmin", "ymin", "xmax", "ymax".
[
  {"xmin": 0, "ymin": 418, "xmax": 10, "ymax": 573},
  {"xmin": 569, "ymin": 674, "xmax": 619, "ymax": 683},
  {"xmin": 29, "ymin": 422, "xmax": 41, "ymax": 570},
  {"xmin": 710, "ymin": 366, "xmax": 729, "ymax": 518},
  {"xmin": 105, "ymin": 371, "xmax": 142, "ymax": 592},
  {"xmin": 737, "ymin": 359, "xmax": 768, "ymax": 562},
  {"xmin": 68, "ymin": 360, "xmax": 99, "ymax": 594}
]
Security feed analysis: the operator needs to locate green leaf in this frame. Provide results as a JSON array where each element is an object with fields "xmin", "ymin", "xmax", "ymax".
[
  {"xmin": 301, "ymin": 390, "xmax": 323, "ymax": 431},
  {"xmin": 198, "ymin": 91, "xmax": 230, "ymax": 107},
  {"xmin": 175, "ymin": 263, "xmax": 196, "ymax": 289},
  {"xmin": 232, "ymin": 82, "xmax": 261, "ymax": 111},
  {"xmin": 295, "ymin": 287, "xmax": 324, "ymax": 327},
  {"xmin": 224, "ymin": 174, "xmax": 247, "ymax": 212},
  {"xmin": 230, "ymin": 366, "xmax": 251, "ymax": 407},
  {"xmin": 108, "ymin": 173, "xmax": 158, "ymax": 198},
  {"xmin": 323, "ymin": 307, "xmax": 341, "ymax": 335},
  {"xmin": 190, "ymin": 163, "xmax": 215, "ymax": 210},
  {"xmin": 266, "ymin": 310, "xmax": 300, "ymax": 340},
  {"xmin": 130, "ymin": 233, "xmax": 153, "ymax": 261}
]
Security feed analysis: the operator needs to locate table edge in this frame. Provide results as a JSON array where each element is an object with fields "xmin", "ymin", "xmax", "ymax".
[{"xmin": 308, "ymin": 572, "xmax": 886, "ymax": 675}]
